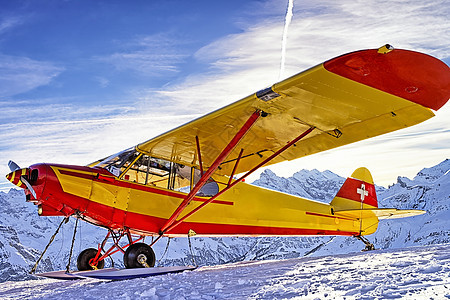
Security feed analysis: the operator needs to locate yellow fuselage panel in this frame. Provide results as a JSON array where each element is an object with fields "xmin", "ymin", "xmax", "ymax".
[{"xmin": 51, "ymin": 166, "xmax": 94, "ymax": 199}]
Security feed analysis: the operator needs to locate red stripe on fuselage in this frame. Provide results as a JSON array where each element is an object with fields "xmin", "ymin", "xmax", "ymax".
[
  {"xmin": 59, "ymin": 169, "xmax": 96, "ymax": 180},
  {"xmin": 170, "ymin": 219, "xmax": 359, "ymax": 237}
]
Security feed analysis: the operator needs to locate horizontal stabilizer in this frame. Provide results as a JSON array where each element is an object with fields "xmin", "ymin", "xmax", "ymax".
[{"xmin": 335, "ymin": 208, "xmax": 426, "ymax": 220}]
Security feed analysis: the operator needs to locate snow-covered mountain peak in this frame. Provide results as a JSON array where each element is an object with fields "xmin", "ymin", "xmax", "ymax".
[
  {"xmin": 395, "ymin": 175, "xmax": 415, "ymax": 188},
  {"xmin": 292, "ymin": 168, "xmax": 341, "ymax": 182},
  {"xmin": 256, "ymin": 169, "xmax": 278, "ymax": 181},
  {"xmin": 253, "ymin": 168, "xmax": 345, "ymax": 203},
  {"xmin": 413, "ymin": 158, "xmax": 450, "ymax": 183}
]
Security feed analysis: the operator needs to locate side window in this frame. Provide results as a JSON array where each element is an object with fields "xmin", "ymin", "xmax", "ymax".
[
  {"xmin": 120, "ymin": 155, "xmax": 191, "ymax": 192},
  {"xmin": 177, "ymin": 166, "xmax": 219, "ymax": 197},
  {"xmin": 171, "ymin": 164, "xmax": 191, "ymax": 191},
  {"xmin": 98, "ymin": 149, "xmax": 219, "ymax": 196},
  {"xmin": 196, "ymin": 179, "xmax": 219, "ymax": 197},
  {"xmin": 122, "ymin": 155, "xmax": 170, "ymax": 188},
  {"xmin": 121, "ymin": 154, "xmax": 152, "ymax": 184}
]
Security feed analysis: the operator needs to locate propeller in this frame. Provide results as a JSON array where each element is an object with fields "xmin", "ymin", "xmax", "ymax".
[
  {"xmin": 6, "ymin": 160, "xmax": 37, "ymax": 199},
  {"xmin": 8, "ymin": 160, "xmax": 20, "ymax": 172},
  {"xmin": 22, "ymin": 176, "xmax": 37, "ymax": 199}
]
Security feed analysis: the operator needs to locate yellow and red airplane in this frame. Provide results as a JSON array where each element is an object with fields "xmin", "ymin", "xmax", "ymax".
[{"xmin": 6, "ymin": 45, "xmax": 450, "ymax": 272}]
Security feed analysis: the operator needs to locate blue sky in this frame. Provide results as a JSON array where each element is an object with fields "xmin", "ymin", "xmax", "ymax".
[
  {"xmin": 1, "ymin": 0, "xmax": 449, "ymax": 191},
  {"xmin": 0, "ymin": 1, "xmax": 259, "ymax": 106}
]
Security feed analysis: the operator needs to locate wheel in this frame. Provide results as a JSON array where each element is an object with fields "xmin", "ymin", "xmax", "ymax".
[
  {"xmin": 124, "ymin": 243, "xmax": 156, "ymax": 269},
  {"xmin": 77, "ymin": 248, "xmax": 105, "ymax": 271}
]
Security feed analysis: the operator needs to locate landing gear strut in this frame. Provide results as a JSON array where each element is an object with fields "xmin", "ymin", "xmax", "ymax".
[
  {"xmin": 354, "ymin": 235, "xmax": 375, "ymax": 251},
  {"xmin": 76, "ymin": 229, "xmax": 156, "ymax": 271}
]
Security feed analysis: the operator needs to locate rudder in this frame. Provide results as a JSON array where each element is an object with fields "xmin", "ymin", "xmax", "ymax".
[{"xmin": 331, "ymin": 167, "xmax": 378, "ymax": 211}]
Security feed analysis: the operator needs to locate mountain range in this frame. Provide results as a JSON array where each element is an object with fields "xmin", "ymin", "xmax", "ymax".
[{"xmin": 0, "ymin": 159, "xmax": 448, "ymax": 282}]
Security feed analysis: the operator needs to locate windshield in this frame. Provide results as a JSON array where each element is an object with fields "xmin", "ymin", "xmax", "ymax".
[{"xmin": 95, "ymin": 147, "xmax": 136, "ymax": 177}]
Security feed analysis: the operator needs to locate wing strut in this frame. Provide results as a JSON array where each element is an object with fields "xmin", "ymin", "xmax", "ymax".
[
  {"xmin": 195, "ymin": 135, "xmax": 204, "ymax": 174},
  {"xmin": 228, "ymin": 148, "xmax": 244, "ymax": 186},
  {"xmin": 160, "ymin": 110, "xmax": 262, "ymax": 233},
  {"xmin": 163, "ymin": 125, "xmax": 316, "ymax": 234}
]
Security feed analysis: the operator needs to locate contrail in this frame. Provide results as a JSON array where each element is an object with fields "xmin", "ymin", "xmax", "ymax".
[{"xmin": 279, "ymin": 0, "xmax": 294, "ymax": 81}]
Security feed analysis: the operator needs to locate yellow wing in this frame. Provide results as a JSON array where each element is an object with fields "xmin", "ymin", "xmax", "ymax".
[{"xmin": 135, "ymin": 46, "xmax": 449, "ymax": 176}]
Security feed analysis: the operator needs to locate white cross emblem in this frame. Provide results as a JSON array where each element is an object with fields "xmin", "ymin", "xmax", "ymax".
[{"xmin": 357, "ymin": 183, "xmax": 369, "ymax": 201}]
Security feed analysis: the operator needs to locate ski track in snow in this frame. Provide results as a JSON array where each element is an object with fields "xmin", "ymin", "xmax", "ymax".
[{"xmin": 0, "ymin": 244, "xmax": 448, "ymax": 299}]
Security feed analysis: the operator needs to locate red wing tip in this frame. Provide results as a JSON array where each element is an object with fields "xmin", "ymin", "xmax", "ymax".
[{"xmin": 324, "ymin": 48, "xmax": 450, "ymax": 111}]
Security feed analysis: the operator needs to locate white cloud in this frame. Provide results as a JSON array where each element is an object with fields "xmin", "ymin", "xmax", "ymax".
[
  {"xmin": 145, "ymin": 0, "xmax": 449, "ymax": 111},
  {"xmin": 0, "ymin": 100, "xmax": 199, "ymax": 191},
  {"xmin": 0, "ymin": 16, "xmax": 22, "ymax": 34},
  {"xmin": 94, "ymin": 76, "xmax": 110, "ymax": 88},
  {"xmin": 0, "ymin": 16, "xmax": 63, "ymax": 99},
  {"xmin": 0, "ymin": 54, "xmax": 64, "ymax": 97},
  {"xmin": 96, "ymin": 33, "xmax": 189, "ymax": 77}
]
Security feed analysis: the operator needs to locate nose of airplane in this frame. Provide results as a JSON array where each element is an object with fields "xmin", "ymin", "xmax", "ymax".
[
  {"xmin": 5, "ymin": 168, "xmax": 29, "ymax": 189},
  {"xmin": 6, "ymin": 160, "xmax": 39, "ymax": 199}
]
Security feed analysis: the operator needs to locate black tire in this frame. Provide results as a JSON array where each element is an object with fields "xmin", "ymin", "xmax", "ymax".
[
  {"xmin": 124, "ymin": 243, "xmax": 155, "ymax": 269},
  {"xmin": 77, "ymin": 248, "xmax": 105, "ymax": 271}
]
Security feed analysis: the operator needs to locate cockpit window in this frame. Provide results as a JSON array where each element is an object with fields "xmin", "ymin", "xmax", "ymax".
[
  {"xmin": 95, "ymin": 148, "xmax": 218, "ymax": 196},
  {"xmin": 123, "ymin": 154, "xmax": 172, "ymax": 187}
]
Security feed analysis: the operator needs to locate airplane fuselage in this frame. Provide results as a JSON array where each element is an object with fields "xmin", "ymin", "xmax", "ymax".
[{"xmin": 26, "ymin": 163, "xmax": 377, "ymax": 237}]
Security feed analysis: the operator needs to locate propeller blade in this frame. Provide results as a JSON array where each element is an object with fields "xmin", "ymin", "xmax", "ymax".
[
  {"xmin": 8, "ymin": 160, "xmax": 21, "ymax": 172},
  {"xmin": 21, "ymin": 176, "xmax": 37, "ymax": 199}
]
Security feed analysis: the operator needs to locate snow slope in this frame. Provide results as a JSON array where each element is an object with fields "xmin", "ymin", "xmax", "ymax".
[
  {"xmin": 0, "ymin": 244, "xmax": 448, "ymax": 299},
  {"xmin": 0, "ymin": 189, "xmax": 112, "ymax": 281}
]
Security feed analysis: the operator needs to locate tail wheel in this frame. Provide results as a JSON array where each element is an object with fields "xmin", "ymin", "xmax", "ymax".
[
  {"xmin": 77, "ymin": 248, "xmax": 105, "ymax": 271},
  {"xmin": 124, "ymin": 243, "xmax": 155, "ymax": 269}
]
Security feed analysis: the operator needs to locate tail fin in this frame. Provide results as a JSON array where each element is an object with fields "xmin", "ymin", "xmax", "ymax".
[
  {"xmin": 331, "ymin": 167, "xmax": 425, "ymax": 237},
  {"xmin": 331, "ymin": 167, "xmax": 378, "ymax": 211}
]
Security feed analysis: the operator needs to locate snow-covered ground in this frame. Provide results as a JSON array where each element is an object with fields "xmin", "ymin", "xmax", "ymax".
[
  {"xmin": 0, "ymin": 159, "xmax": 448, "ymax": 299},
  {"xmin": 0, "ymin": 244, "xmax": 448, "ymax": 299}
]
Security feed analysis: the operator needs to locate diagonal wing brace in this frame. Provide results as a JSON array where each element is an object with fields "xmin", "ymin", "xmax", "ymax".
[{"xmin": 163, "ymin": 125, "xmax": 316, "ymax": 234}]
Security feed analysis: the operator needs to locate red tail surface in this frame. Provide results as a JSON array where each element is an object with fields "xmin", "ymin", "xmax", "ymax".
[{"xmin": 331, "ymin": 167, "xmax": 378, "ymax": 211}]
